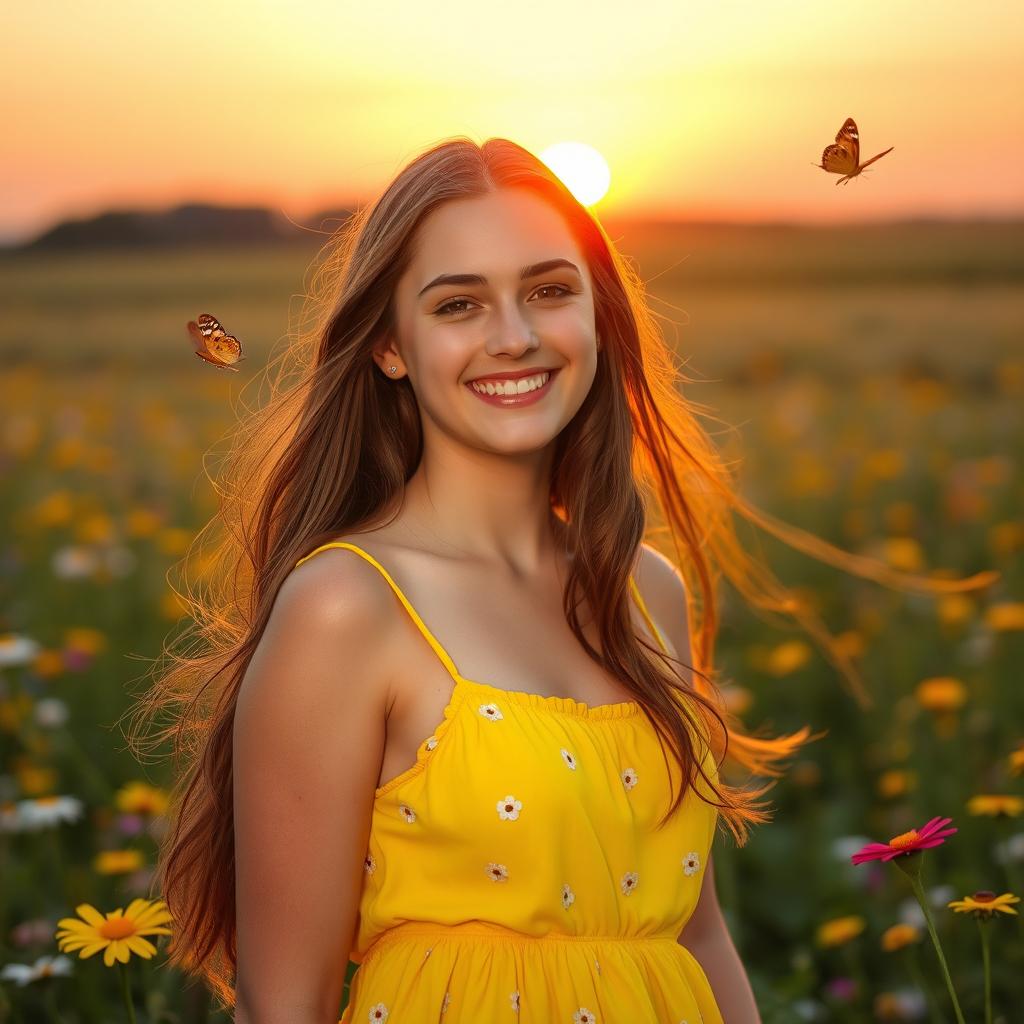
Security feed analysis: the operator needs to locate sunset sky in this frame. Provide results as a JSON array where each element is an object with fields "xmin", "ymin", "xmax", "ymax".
[{"xmin": 3, "ymin": 1, "xmax": 1022, "ymax": 245}]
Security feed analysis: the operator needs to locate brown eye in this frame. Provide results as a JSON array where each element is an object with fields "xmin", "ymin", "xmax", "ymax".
[{"xmin": 433, "ymin": 284, "xmax": 574, "ymax": 318}]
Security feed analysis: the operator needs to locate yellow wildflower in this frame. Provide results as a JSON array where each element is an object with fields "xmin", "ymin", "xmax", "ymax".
[
  {"xmin": 914, "ymin": 677, "xmax": 967, "ymax": 713},
  {"xmin": 936, "ymin": 594, "xmax": 973, "ymax": 628},
  {"xmin": 985, "ymin": 603, "xmax": 1024, "ymax": 631},
  {"xmin": 881, "ymin": 923, "xmax": 921, "ymax": 952},
  {"xmin": 877, "ymin": 770, "xmax": 914, "ymax": 800},
  {"xmin": 966, "ymin": 795, "xmax": 1024, "ymax": 817},
  {"xmin": 115, "ymin": 782, "xmax": 169, "ymax": 816},
  {"xmin": 94, "ymin": 849, "xmax": 145, "ymax": 875},
  {"xmin": 766, "ymin": 640, "xmax": 812, "ymax": 676},
  {"xmin": 56, "ymin": 898, "xmax": 172, "ymax": 967},
  {"xmin": 816, "ymin": 915, "xmax": 866, "ymax": 948},
  {"xmin": 947, "ymin": 890, "xmax": 1020, "ymax": 918},
  {"xmin": 63, "ymin": 628, "xmax": 107, "ymax": 655}
]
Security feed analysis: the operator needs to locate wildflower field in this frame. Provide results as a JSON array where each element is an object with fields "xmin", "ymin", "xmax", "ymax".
[{"xmin": 1, "ymin": 219, "xmax": 1022, "ymax": 1022}]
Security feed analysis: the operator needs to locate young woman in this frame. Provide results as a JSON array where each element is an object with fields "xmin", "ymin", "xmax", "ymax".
[{"xmin": 127, "ymin": 137, "xmax": 988, "ymax": 1023}]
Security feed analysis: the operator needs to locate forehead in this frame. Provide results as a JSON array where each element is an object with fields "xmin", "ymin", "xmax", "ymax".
[{"xmin": 407, "ymin": 190, "xmax": 584, "ymax": 282}]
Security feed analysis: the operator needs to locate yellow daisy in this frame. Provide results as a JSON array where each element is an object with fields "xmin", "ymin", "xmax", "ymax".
[
  {"xmin": 815, "ymin": 914, "xmax": 866, "ymax": 948},
  {"xmin": 966, "ymin": 795, "xmax": 1024, "ymax": 817},
  {"xmin": 114, "ymin": 782, "xmax": 169, "ymax": 816},
  {"xmin": 880, "ymin": 923, "xmax": 921, "ymax": 951},
  {"xmin": 94, "ymin": 849, "xmax": 145, "ymax": 875},
  {"xmin": 914, "ymin": 677, "xmax": 967, "ymax": 713},
  {"xmin": 55, "ymin": 898, "xmax": 172, "ymax": 967},
  {"xmin": 947, "ymin": 890, "xmax": 1020, "ymax": 919}
]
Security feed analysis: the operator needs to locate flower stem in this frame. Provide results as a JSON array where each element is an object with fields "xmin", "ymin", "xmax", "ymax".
[
  {"xmin": 909, "ymin": 876, "xmax": 965, "ymax": 1024},
  {"xmin": 42, "ymin": 983, "xmax": 64, "ymax": 1024},
  {"xmin": 977, "ymin": 918, "xmax": 992, "ymax": 1024},
  {"xmin": 117, "ymin": 961, "xmax": 137, "ymax": 1024}
]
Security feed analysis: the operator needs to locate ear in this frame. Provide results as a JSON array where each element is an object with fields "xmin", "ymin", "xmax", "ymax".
[{"xmin": 372, "ymin": 339, "xmax": 404, "ymax": 378}]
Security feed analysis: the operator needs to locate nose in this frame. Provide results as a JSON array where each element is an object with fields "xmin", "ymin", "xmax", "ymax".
[{"xmin": 486, "ymin": 305, "xmax": 541, "ymax": 359}]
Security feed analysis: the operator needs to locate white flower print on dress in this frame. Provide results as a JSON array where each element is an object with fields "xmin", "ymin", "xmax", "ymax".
[
  {"xmin": 560, "ymin": 747, "xmax": 577, "ymax": 770},
  {"xmin": 441, "ymin": 990, "xmax": 451, "ymax": 1014},
  {"xmin": 364, "ymin": 852, "xmax": 376, "ymax": 875},
  {"xmin": 621, "ymin": 767, "xmax": 638, "ymax": 790},
  {"xmin": 573, "ymin": 1009, "xmax": 597, "ymax": 1023},
  {"xmin": 425, "ymin": 735, "xmax": 438, "ymax": 751},
  {"xmin": 486, "ymin": 861, "xmax": 510, "ymax": 882},
  {"xmin": 399, "ymin": 804, "xmax": 416, "ymax": 824},
  {"xmin": 682, "ymin": 851, "xmax": 701, "ymax": 875},
  {"xmin": 561, "ymin": 883, "xmax": 576, "ymax": 909},
  {"xmin": 620, "ymin": 871, "xmax": 639, "ymax": 895},
  {"xmin": 509, "ymin": 990, "xmax": 521, "ymax": 1013},
  {"xmin": 478, "ymin": 702, "xmax": 504, "ymax": 720},
  {"xmin": 367, "ymin": 1003, "xmax": 389, "ymax": 1021},
  {"xmin": 497, "ymin": 794, "xmax": 522, "ymax": 821}
]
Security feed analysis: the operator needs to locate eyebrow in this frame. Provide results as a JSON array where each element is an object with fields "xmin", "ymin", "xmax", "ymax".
[{"xmin": 417, "ymin": 257, "xmax": 581, "ymax": 299}]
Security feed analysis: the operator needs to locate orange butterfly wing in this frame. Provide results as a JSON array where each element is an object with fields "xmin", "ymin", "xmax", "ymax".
[
  {"xmin": 818, "ymin": 117, "xmax": 858, "ymax": 175},
  {"xmin": 820, "ymin": 142, "xmax": 857, "ymax": 175},
  {"xmin": 187, "ymin": 313, "xmax": 244, "ymax": 371},
  {"xmin": 834, "ymin": 117, "xmax": 860, "ymax": 166}
]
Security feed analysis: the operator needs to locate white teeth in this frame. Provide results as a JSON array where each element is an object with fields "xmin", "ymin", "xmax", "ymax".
[{"xmin": 471, "ymin": 371, "xmax": 550, "ymax": 396}]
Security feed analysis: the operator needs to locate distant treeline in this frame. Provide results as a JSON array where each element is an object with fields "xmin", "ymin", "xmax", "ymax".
[
  {"xmin": 6, "ymin": 202, "xmax": 1024, "ymax": 285},
  {"xmin": 12, "ymin": 202, "xmax": 357, "ymax": 252}
]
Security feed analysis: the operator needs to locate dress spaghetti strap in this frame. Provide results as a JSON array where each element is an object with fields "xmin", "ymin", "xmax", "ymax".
[
  {"xmin": 294, "ymin": 541, "xmax": 463, "ymax": 684},
  {"xmin": 628, "ymin": 575, "xmax": 669, "ymax": 654},
  {"xmin": 294, "ymin": 540, "xmax": 670, "ymax": 673}
]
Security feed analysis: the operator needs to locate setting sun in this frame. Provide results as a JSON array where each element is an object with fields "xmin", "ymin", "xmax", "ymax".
[{"xmin": 539, "ymin": 142, "xmax": 611, "ymax": 207}]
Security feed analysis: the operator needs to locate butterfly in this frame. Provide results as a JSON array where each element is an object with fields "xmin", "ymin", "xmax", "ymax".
[
  {"xmin": 186, "ymin": 313, "xmax": 244, "ymax": 371},
  {"xmin": 813, "ymin": 117, "xmax": 893, "ymax": 185}
]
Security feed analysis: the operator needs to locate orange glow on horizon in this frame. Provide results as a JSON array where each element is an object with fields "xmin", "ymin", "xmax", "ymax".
[{"xmin": 1, "ymin": 2, "xmax": 1022, "ymax": 244}]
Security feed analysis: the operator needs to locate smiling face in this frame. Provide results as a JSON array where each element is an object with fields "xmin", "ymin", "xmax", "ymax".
[{"xmin": 376, "ymin": 188, "xmax": 600, "ymax": 457}]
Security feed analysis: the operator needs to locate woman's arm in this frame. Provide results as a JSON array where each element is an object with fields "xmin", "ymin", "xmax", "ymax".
[
  {"xmin": 232, "ymin": 555, "xmax": 397, "ymax": 1023},
  {"xmin": 635, "ymin": 544, "xmax": 762, "ymax": 1023},
  {"xmin": 678, "ymin": 854, "xmax": 762, "ymax": 1024}
]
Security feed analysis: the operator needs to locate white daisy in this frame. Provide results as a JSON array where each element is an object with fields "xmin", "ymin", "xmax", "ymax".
[
  {"xmin": 621, "ymin": 768, "xmax": 638, "ymax": 790},
  {"xmin": 0, "ymin": 633, "xmax": 40, "ymax": 668},
  {"xmin": 486, "ymin": 862, "xmax": 509, "ymax": 882},
  {"xmin": 399, "ymin": 804, "xmax": 416, "ymax": 824},
  {"xmin": 497, "ymin": 795, "xmax": 522, "ymax": 821},
  {"xmin": 51, "ymin": 546, "xmax": 99, "ymax": 580},
  {"xmin": 368, "ymin": 1003, "xmax": 389, "ymax": 1021},
  {"xmin": 478, "ymin": 702, "xmax": 504, "ymax": 720},
  {"xmin": 560, "ymin": 748, "xmax": 577, "ymax": 770},
  {"xmin": 509, "ymin": 990, "xmax": 520, "ymax": 1013},
  {"xmin": 34, "ymin": 698, "xmax": 69, "ymax": 729},
  {"xmin": 620, "ymin": 871, "xmax": 639, "ymax": 895},
  {"xmin": 425, "ymin": 735, "xmax": 438, "ymax": 751},
  {"xmin": 364, "ymin": 853, "xmax": 376, "ymax": 875},
  {"xmin": 11, "ymin": 796, "xmax": 84, "ymax": 832},
  {"xmin": 441, "ymin": 990, "xmax": 451, "ymax": 1014},
  {"xmin": 682, "ymin": 852, "xmax": 701, "ymax": 875},
  {"xmin": 0, "ymin": 954, "xmax": 73, "ymax": 985},
  {"xmin": 574, "ymin": 1009, "xmax": 597, "ymax": 1023},
  {"xmin": 561, "ymin": 883, "xmax": 576, "ymax": 909}
]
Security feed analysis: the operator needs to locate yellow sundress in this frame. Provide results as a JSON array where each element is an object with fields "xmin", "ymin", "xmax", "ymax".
[{"xmin": 293, "ymin": 541, "xmax": 723, "ymax": 1024}]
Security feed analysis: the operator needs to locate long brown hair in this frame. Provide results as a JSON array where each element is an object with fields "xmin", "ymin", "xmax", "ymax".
[{"xmin": 122, "ymin": 135, "xmax": 997, "ymax": 1011}]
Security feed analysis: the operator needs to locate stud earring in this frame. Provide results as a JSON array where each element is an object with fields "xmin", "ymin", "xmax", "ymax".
[{"xmin": 388, "ymin": 365, "xmax": 397, "ymax": 374}]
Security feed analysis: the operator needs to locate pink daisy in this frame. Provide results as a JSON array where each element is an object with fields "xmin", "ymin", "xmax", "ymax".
[{"xmin": 850, "ymin": 816, "xmax": 957, "ymax": 865}]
